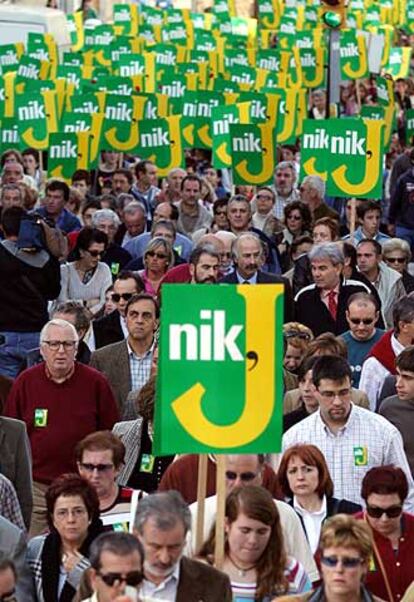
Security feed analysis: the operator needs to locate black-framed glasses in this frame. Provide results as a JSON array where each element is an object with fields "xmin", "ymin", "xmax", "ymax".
[
  {"xmin": 225, "ymin": 471, "xmax": 258, "ymax": 482},
  {"xmin": 287, "ymin": 214, "xmax": 302, "ymax": 221},
  {"xmin": 42, "ymin": 340, "xmax": 77, "ymax": 351},
  {"xmin": 79, "ymin": 462, "xmax": 114, "ymax": 473},
  {"xmin": 284, "ymin": 330, "xmax": 311, "ymax": 340},
  {"xmin": 385, "ymin": 257, "xmax": 406, "ymax": 264},
  {"xmin": 146, "ymin": 251, "xmax": 169, "ymax": 260},
  {"xmin": 97, "ymin": 570, "xmax": 143, "ymax": 587},
  {"xmin": 112, "ymin": 293, "xmax": 133, "ymax": 303},
  {"xmin": 366, "ymin": 504, "xmax": 402, "ymax": 519},
  {"xmin": 87, "ymin": 249, "xmax": 103, "ymax": 258},
  {"xmin": 349, "ymin": 318, "xmax": 374, "ymax": 325},
  {"xmin": 321, "ymin": 555, "xmax": 363, "ymax": 569}
]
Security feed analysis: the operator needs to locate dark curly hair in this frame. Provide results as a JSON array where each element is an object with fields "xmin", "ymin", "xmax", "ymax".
[{"xmin": 46, "ymin": 473, "xmax": 100, "ymax": 530}]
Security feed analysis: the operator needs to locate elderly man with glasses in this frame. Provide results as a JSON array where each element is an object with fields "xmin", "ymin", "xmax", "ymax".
[{"xmin": 5, "ymin": 318, "xmax": 119, "ymax": 537}]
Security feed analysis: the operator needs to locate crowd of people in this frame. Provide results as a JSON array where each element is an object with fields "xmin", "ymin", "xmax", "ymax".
[{"xmin": 2, "ymin": 65, "xmax": 414, "ymax": 600}]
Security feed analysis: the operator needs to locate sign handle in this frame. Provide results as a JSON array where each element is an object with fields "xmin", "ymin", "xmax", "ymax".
[
  {"xmin": 214, "ymin": 454, "xmax": 226, "ymax": 570},
  {"xmin": 349, "ymin": 197, "xmax": 357, "ymax": 245},
  {"xmin": 195, "ymin": 454, "xmax": 208, "ymax": 555}
]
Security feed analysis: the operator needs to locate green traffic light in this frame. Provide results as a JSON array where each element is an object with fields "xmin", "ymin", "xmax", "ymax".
[{"xmin": 323, "ymin": 10, "xmax": 342, "ymax": 28}]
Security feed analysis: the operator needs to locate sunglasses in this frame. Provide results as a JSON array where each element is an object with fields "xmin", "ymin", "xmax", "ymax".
[
  {"xmin": 349, "ymin": 318, "xmax": 374, "ymax": 325},
  {"xmin": 79, "ymin": 462, "xmax": 114, "ymax": 473},
  {"xmin": 284, "ymin": 330, "xmax": 311, "ymax": 340},
  {"xmin": 321, "ymin": 555, "xmax": 362, "ymax": 569},
  {"xmin": 146, "ymin": 251, "xmax": 169, "ymax": 260},
  {"xmin": 225, "ymin": 471, "xmax": 258, "ymax": 482},
  {"xmin": 386, "ymin": 257, "xmax": 406, "ymax": 264},
  {"xmin": 112, "ymin": 293, "xmax": 133, "ymax": 303},
  {"xmin": 87, "ymin": 249, "xmax": 103, "ymax": 258},
  {"xmin": 287, "ymin": 214, "xmax": 302, "ymax": 220},
  {"xmin": 97, "ymin": 570, "xmax": 143, "ymax": 587},
  {"xmin": 366, "ymin": 504, "xmax": 402, "ymax": 519}
]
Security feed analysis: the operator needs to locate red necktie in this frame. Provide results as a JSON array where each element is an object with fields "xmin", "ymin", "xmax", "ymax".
[{"xmin": 328, "ymin": 290, "xmax": 337, "ymax": 321}]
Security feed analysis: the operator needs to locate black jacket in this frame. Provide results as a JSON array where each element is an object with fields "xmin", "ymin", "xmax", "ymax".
[
  {"xmin": 102, "ymin": 243, "xmax": 132, "ymax": 280},
  {"xmin": 389, "ymin": 167, "xmax": 414, "ymax": 228},
  {"xmin": 92, "ymin": 310, "xmax": 124, "ymax": 349}
]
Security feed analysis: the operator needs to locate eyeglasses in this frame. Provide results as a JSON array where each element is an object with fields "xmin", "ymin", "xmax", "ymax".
[
  {"xmin": 284, "ymin": 330, "xmax": 311, "ymax": 340},
  {"xmin": 97, "ymin": 571, "xmax": 144, "ymax": 587},
  {"xmin": 349, "ymin": 318, "xmax": 375, "ymax": 325},
  {"xmin": 321, "ymin": 555, "xmax": 363, "ymax": 569},
  {"xmin": 111, "ymin": 293, "xmax": 133, "ymax": 303},
  {"xmin": 287, "ymin": 214, "xmax": 302, "ymax": 220},
  {"xmin": 42, "ymin": 340, "xmax": 77, "ymax": 351},
  {"xmin": 225, "ymin": 471, "xmax": 258, "ymax": 482},
  {"xmin": 146, "ymin": 251, "xmax": 169, "ymax": 260},
  {"xmin": 54, "ymin": 507, "xmax": 87, "ymax": 520},
  {"xmin": 79, "ymin": 462, "xmax": 115, "ymax": 473},
  {"xmin": 214, "ymin": 210, "xmax": 227, "ymax": 216},
  {"xmin": 385, "ymin": 257, "xmax": 406, "ymax": 264},
  {"xmin": 87, "ymin": 249, "xmax": 103, "ymax": 258},
  {"xmin": 366, "ymin": 504, "xmax": 403, "ymax": 519},
  {"xmin": 256, "ymin": 194, "xmax": 274, "ymax": 201}
]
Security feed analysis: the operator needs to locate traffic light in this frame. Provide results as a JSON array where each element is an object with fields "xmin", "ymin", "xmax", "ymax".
[{"xmin": 320, "ymin": 0, "xmax": 347, "ymax": 29}]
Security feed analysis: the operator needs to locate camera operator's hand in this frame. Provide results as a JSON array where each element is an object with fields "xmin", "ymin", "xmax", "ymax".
[{"xmin": 40, "ymin": 220, "xmax": 68, "ymax": 260}]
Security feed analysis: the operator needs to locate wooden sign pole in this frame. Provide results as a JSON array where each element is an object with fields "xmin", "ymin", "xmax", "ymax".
[
  {"xmin": 214, "ymin": 455, "xmax": 226, "ymax": 570},
  {"xmin": 349, "ymin": 197, "xmax": 357, "ymax": 245},
  {"xmin": 195, "ymin": 454, "xmax": 208, "ymax": 555}
]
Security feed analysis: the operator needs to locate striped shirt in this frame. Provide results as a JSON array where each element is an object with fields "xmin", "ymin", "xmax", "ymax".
[
  {"xmin": 231, "ymin": 556, "xmax": 311, "ymax": 600},
  {"xmin": 282, "ymin": 404, "xmax": 414, "ymax": 512}
]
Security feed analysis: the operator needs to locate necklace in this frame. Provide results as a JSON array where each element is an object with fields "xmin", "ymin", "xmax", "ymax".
[{"xmin": 228, "ymin": 555, "xmax": 256, "ymax": 577}]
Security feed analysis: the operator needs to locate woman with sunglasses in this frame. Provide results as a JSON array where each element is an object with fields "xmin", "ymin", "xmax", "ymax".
[
  {"xmin": 138, "ymin": 237, "xmax": 173, "ymax": 298},
  {"xmin": 355, "ymin": 465, "xmax": 414, "ymax": 602},
  {"xmin": 278, "ymin": 444, "xmax": 361, "ymax": 558},
  {"xmin": 26, "ymin": 473, "xmax": 104, "ymax": 602},
  {"xmin": 275, "ymin": 514, "xmax": 382, "ymax": 602},
  {"xmin": 58, "ymin": 228, "xmax": 112, "ymax": 317},
  {"xmin": 198, "ymin": 485, "xmax": 311, "ymax": 600},
  {"xmin": 382, "ymin": 238, "xmax": 414, "ymax": 294}
]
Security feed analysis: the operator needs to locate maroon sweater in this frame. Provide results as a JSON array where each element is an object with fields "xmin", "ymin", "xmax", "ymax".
[{"xmin": 5, "ymin": 363, "xmax": 119, "ymax": 484}]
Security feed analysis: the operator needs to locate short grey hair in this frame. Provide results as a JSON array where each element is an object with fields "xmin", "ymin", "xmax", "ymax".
[
  {"xmin": 123, "ymin": 201, "xmax": 147, "ymax": 217},
  {"xmin": 232, "ymin": 232, "xmax": 264, "ymax": 261},
  {"xmin": 275, "ymin": 160, "xmax": 297, "ymax": 178},
  {"xmin": 116, "ymin": 193, "xmax": 136, "ymax": 212},
  {"xmin": 89, "ymin": 532, "xmax": 144, "ymax": 571},
  {"xmin": 40, "ymin": 319, "xmax": 79, "ymax": 345},
  {"xmin": 134, "ymin": 491, "xmax": 191, "ymax": 535},
  {"xmin": 302, "ymin": 175, "xmax": 325, "ymax": 199},
  {"xmin": 0, "ymin": 183, "xmax": 23, "ymax": 200},
  {"xmin": 92, "ymin": 209, "xmax": 121, "ymax": 228},
  {"xmin": 382, "ymin": 237, "xmax": 411, "ymax": 262},
  {"xmin": 309, "ymin": 242, "xmax": 344, "ymax": 266}
]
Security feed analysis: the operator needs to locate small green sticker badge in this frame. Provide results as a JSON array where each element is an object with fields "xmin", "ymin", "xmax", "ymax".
[
  {"xmin": 111, "ymin": 262, "xmax": 120, "ymax": 276},
  {"xmin": 140, "ymin": 454, "xmax": 155, "ymax": 473},
  {"xmin": 34, "ymin": 409, "xmax": 48, "ymax": 427},
  {"xmin": 353, "ymin": 446, "xmax": 368, "ymax": 466}
]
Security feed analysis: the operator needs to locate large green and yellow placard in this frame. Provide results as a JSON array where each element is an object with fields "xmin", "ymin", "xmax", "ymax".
[{"xmin": 153, "ymin": 284, "xmax": 284, "ymax": 455}]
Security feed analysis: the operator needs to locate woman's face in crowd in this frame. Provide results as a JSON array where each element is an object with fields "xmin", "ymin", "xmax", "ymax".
[
  {"xmin": 286, "ymin": 210, "xmax": 303, "ymax": 234},
  {"xmin": 225, "ymin": 512, "xmax": 272, "ymax": 567},
  {"xmin": 52, "ymin": 495, "xmax": 90, "ymax": 545},
  {"xmin": 286, "ymin": 455, "xmax": 320, "ymax": 498},
  {"xmin": 283, "ymin": 344, "xmax": 303, "ymax": 372},
  {"xmin": 321, "ymin": 546, "xmax": 366, "ymax": 599},
  {"xmin": 313, "ymin": 224, "xmax": 333, "ymax": 244}
]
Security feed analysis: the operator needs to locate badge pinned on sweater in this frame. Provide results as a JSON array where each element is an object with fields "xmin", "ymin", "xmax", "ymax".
[
  {"xmin": 34, "ymin": 408, "xmax": 48, "ymax": 427},
  {"xmin": 140, "ymin": 454, "xmax": 155, "ymax": 473},
  {"xmin": 353, "ymin": 446, "xmax": 368, "ymax": 466}
]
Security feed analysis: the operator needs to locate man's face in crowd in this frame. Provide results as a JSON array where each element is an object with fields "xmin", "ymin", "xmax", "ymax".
[
  {"xmin": 235, "ymin": 238, "xmax": 263, "ymax": 280},
  {"xmin": 1, "ymin": 188, "xmax": 23, "ymax": 209},
  {"xmin": 2, "ymin": 163, "xmax": 23, "ymax": 185},
  {"xmin": 23, "ymin": 153, "xmax": 37, "ymax": 174},
  {"xmin": 357, "ymin": 242, "xmax": 379, "ymax": 275},
  {"xmin": 126, "ymin": 299, "xmax": 157, "ymax": 344},
  {"xmin": 40, "ymin": 324, "xmax": 77, "ymax": 375},
  {"xmin": 396, "ymin": 367, "xmax": 414, "ymax": 401},
  {"xmin": 181, "ymin": 180, "xmax": 201, "ymax": 207},
  {"xmin": 311, "ymin": 258, "xmax": 341, "ymax": 291},
  {"xmin": 45, "ymin": 188, "xmax": 66, "ymax": 217},
  {"xmin": 90, "ymin": 549, "xmax": 143, "ymax": 602},
  {"xmin": 315, "ymin": 376, "xmax": 352, "ymax": 427},
  {"xmin": 124, "ymin": 211, "xmax": 145, "ymax": 238},
  {"xmin": 112, "ymin": 174, "xmax": 130, "ymax": 196},
  {"xmin": 225, "ymin": 455, "xmax": 262, "ymax": 493},
  {"xmin": 140, "ymin": 163, "xmax": 157, "ymax": 188},
  {"xmin": 255, "ymin": 190, "xmax": 274, "ymax": 215},
  {"xmin": 72, "ymin": 179, "xmax": 89, "ymax": 200},
  {"xmin": 346, "ymin": 301, "xmax": 378, "ymax": 341},
  {"xmin": 227, "ymin": 201, "xmax": 251, "ymax": 232},
  {"xmin": 168, "ymin": 170, "xmax": 186, "ymax": 193},
  {"xmin": 299, "ymin": 181, "xmax": 314, "ymax": 204},
  {"xmin": 361, "ymin": 210, "xmax": 381, "ymax": 237},
  {"xmin": 113, "ymin": 278, "xmax": 140, "ymax": 317},
  {"xmin": 274, "ymin": 167, "xmax": 295, "ymax": 196},
  {"xmin": 190, "ymin": 253, "xmax": 220, "ymax": 283},
  {"xmin": 78, "ymin": 448, "xmax": 119, "ymax": 500},
  {"xmin": 137, "ymin": 518, "xmax": 185, "ymax": 583},
  {"xmin": 96, "ymin": 219, "xmax": 117, "ymax": 244},
  {"xmin": 153, "ymin": 203, "xmax": 173, "ymax": 222},
  {"xmin": 153, "ymin": 225, "xmax": 174, "ymax": 245}
]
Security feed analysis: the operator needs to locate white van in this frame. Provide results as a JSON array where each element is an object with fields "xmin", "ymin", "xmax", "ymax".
[{"xmin": 0, "ymin": 5, "xmax": 71, "ymax": 55}]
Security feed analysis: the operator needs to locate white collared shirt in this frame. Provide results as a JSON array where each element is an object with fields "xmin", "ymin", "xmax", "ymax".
[
  {"xmin": 140, "ymin": 562, "xmax": 180, "ymax": 600},
  {"xmin": 236, "ymin": 271, "xmax": 258, "ymax": 284},
  {"xmin": 293, "ymin": 495, "xmax": 327, "ymax": 554},
  {"xmin": 282, "ymin": 403, "xmax": 414, "ymax": 512}
]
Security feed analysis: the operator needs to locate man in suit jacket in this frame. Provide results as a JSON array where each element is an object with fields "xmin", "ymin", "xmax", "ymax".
[
  {"xmin": 0, "ymin": 417, "xmax": 32, "ymax": 530},
  {"xmin": 92, "ymin": 271, "xmax": 144, "ymax": 350},
  {"xmin": 133, "ymin": 490, "xmax": 232, "ymax": 602},
  {"xmin": 219, "ymin": 232, "xmax": 294, "ymax": 321},
  {"xmin": 90, "ymin": 293, "xmax": 158, "ymax": 417},
  {"xmin": 0, "ymin": 515, "xmax": 35, "ymax": 601}
]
